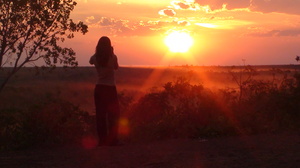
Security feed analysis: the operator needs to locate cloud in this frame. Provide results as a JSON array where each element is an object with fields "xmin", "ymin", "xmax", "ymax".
[
  {"xmin": 191, "ymin": 0, "xmax": 300, "ymax": 15},
  {"xmin": 83, "ymin": 0, "xmax": 300, "ymax": 38},
  {"xmin": 87, "ymin": 14, "xmax": 193, "ymax": 36},
  {"xmin": 98, "ymin": 17, "xmax": 116, "ymax": 26},
  {"xmin": 249, "ymin": 29, "xmax": 300, "ymax": 37},
  {"xmin": 250, "ymin": 0, "xmax": 300, "ymax": 15},
  {"xmin": 194, "ymin": 0, "xmax": 249, "ymax": 10},
  {"xmin": 172, "ymin": 1, "xmax": 191, "ymax": 9},
  {"xmin": 117, "ymin": 20, "xmax": 190, "ymax": 36},
  {"xmin": 152, "ymin": 20, "xmax": 191, "ymax": 27},
  {"xmin": 159, "ymin": 9, "xmax": 176, "ymax": 16},
  {"xmin": 85, "ymin": 16, "xmax": 95, "ymax": 24},
  {"xmin": 86, "ymin": 17, "xmax": 134, "ymax": 36},
  {"xmin": 87, "ymin": 17, "xmax": 158, "ymax": 36},
  {"xmin": 178, "ymin": 20, "xmax": 190, "ymax": 26}
]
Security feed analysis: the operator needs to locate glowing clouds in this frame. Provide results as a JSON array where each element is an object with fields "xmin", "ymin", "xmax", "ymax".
[
  {"xmin": 85, "ymin": 16, "xmax": 95, "ymax": 24},
  {"xmin": 195, "ymin": 23, "xmax": 217, "ymax": 28},
  {"xmin": 172, "ymin": 1, "xmax": 191, "ymax": 9},
  {"xmin": 194, "ymin": 0, "xmax": 249, "ymax": 10},
  {"xmin": 159, "ymin": 9, "xmax": 176, "ymax": 16}
]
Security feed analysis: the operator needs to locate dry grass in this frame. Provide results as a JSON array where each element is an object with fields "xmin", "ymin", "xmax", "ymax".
[
  {"xmin": 1, "ymin": 65, "xmax": 300, "ymax": 149},
  {"xmin": 1, "ymin": 65, "xmax": 298, "ymax": 114}
]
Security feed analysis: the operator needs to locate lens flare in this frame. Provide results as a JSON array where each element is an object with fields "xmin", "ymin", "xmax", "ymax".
[{"xmin": 119, "ymin": 118, "xmax": 130, "ymax": 135}]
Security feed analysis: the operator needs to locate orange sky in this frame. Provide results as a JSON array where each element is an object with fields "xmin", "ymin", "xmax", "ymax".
[{"xmin": 68, "ymin": 0, "xmax": 300, "ymax": 66}]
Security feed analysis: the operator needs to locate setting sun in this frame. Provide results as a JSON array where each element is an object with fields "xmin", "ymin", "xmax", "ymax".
[{"xmin": 164, "ymin": 31, "xmax": 194, "ymax": 53}]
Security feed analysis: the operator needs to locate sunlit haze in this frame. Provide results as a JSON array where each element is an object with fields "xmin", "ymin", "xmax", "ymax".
[{"xmin": 69, "ymin": 0, "xmax": 300, "ymax": 66}]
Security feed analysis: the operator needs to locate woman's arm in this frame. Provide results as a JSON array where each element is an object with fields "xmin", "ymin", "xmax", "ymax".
[{"xmin": 89, "ymin": 55, "xmax": 95, "ymax": 65}]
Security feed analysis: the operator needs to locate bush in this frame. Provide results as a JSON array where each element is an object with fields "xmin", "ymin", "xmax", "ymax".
[
  {"xmin": 1, "ymin": 70, "xmax": 299, "ymax": 149},
  {"xmin": 128, "ymin": 73, "xmax": 300, "ymax": 141},
  {"xmin": 228, "ymin": 72, "xmax": 300, "ymax": 134},
  {"xmin": 129, "ymin": 77, "xmax": 236, "ymax": 141},
  {"xmin": 0, "ymin": 93, "xmax": 91, "ymax": 150}
]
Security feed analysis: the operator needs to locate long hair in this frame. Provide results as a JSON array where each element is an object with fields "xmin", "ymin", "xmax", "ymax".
[{"xmin": 95, "ymin": 36, "xmax": 113, "ymax": 67}]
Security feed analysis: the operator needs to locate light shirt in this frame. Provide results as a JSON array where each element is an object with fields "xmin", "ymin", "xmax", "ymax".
[{"xmin": 89, "ymin": 54, "xmax": 119, "ymax": 86}]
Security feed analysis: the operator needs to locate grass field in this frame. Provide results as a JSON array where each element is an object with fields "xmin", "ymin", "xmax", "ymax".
[
  {"xmin": 0, "ymin": 65, "xmax": 300, "ymax": 149},
  {"xmin": 1, "ymin": 65, "xmax": 299, "ymax": 113}
]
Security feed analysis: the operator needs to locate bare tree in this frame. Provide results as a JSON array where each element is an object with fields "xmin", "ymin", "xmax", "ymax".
[
  {"xmin": 229, "ymin": 61, "xmax": 257, "ymax": 103},
  {"xmin": 0, "ymin": 0, "xmax": 88, "ymax": 92}
]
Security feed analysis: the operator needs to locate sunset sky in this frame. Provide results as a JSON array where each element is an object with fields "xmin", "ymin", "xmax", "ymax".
[{"xmin": 69, "ymin": 0, "xmax": 300, "ymax": 66}]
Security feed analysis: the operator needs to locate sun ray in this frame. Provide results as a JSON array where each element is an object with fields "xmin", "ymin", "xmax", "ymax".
[{"xmin": 131, "ymin": 30, "xmax": 197, "ymax": 101}]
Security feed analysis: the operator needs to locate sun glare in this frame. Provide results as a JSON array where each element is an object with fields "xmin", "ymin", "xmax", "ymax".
[{"xmin": 164, "ymin": 31, "xmax": 194, "ymax": 53}]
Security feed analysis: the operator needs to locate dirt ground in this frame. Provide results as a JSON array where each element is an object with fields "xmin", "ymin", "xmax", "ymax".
[{"xmin": 1, "ymin": 132, "xmax": 299, "ymax": 168}]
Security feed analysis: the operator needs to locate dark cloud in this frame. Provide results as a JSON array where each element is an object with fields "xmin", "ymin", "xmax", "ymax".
[{"xmin": 159, "ymin": 9, "xmax": 176, "ymax": 16}]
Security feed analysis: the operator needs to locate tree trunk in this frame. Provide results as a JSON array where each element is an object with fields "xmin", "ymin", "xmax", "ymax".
[
  {"xmin": 0, "ymin": 50, "xmax": 4, "ymax": 67},
  {"xmin": 0, "ymin": 76, "xmax": 9, "ymax": 93},
  {"xmin": 0, "ymin": 69, "xmax": 16, "ymax": 94},
  {"xmin": 0, "ymin": 55, "xmax": 2, "ymax": 66},
  {"xmin": 0, "ymin": 37, "xmax": 7, "ymax": 67}
]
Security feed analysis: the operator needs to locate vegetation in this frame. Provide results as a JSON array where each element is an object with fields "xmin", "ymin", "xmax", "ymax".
[
  {"xmin": 129, "ymin": 69, "xmax": 300, "ymax": 140},
  {"xmin": 0, "ymin": 92, "xmax": 92, "ymax": 150},
  {"xmin": 0, "ymin": 0, "xmax": 88, "ymax": 92},
  {"xmin": 0, "ymin": 66, "xmax": 299, "ymax": 150}
]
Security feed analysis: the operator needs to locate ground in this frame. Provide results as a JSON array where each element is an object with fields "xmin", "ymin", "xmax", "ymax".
[{"xmin": 1, "ymin": 132, "xmax": 299, "ymax": 168}]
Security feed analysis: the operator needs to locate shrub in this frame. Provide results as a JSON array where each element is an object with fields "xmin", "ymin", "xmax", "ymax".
[
  {"xmin": 1, "ymin": 69, "xmax": 300, "ymax": 149},
  {"xmin": 229, "ymin": 72, "xmax": 300, "ymax": 133},
  {"xmin": 0, "ymin": 93, "xmax": 91, "ymax": 150},
  {"xmin": 128, "ymin": 72, "xmax": 300, "ymax": 141},
  {"xmin": 129, "ymin": 77, "xmax": 235, "ymax": 141}
]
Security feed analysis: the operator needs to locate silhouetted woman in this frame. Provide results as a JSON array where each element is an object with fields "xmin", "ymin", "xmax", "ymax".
[{"xmin": 89, "ymin": 36, "xmax": 120, "ymax": 146}]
